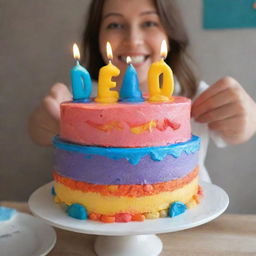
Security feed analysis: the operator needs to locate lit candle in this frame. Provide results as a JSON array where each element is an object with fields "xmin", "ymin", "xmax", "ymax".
[
  {"xmin": 70, "ymin": 43, "xmax": 92, "ymax": 102},
  {"xmin": 120, "ymin": 56, "xmax": 144, "ymax": 102},
  {"xmin": 148, "ymin": 40, "xmax": 174, "ymax": 102},
  {"xmin": 95, "ymin": 42, "xmax": 120, "ymax": 103}
]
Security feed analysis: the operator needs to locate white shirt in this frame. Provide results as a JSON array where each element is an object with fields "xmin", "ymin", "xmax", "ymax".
[
  {"xmin": 174, "ymin": 80, "xmax": 227, "ymax": 183},
  {"xmin": 91, "ymin": 80, "xmax": 226, "ymax": 183}
]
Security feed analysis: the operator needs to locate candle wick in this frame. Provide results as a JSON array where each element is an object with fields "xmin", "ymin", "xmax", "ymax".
[
  {"xmin": 109, "ymin": 59, "xmax": 112, "ymax": 64},
  {"xmin": 76, "ymin": 59, "xmax": 79, "ymax": 65}
]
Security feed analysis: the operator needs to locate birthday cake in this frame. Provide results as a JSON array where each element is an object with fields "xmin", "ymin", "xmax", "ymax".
[{"xmin": 52, "ymin": 97, "xmax": 202, "ymax": 222}]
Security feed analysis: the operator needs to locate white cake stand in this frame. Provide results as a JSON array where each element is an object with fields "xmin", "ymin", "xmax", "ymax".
[{"xmin": 28, "ymin": 182, "xmax": 229, "ymax": 256}]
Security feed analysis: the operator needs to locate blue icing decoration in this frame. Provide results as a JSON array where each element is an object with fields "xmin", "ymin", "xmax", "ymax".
[
  {"xmin": 67, "ymin": 204, "xmax": 88, "ymax": 220},
  {"xmin": 169, "ymin": 202, "xmax": 187, "ymax": 217},
  {"xmin": 51, "ymin": 186, "xmax": 56, "ymax": 196},
  {"xmin": 53, "ymin": 135, "xmax": 200, "ymax": 165},
  {"xmin": 129, "ymin": 155, "xmax": 142, "ymax": 165},
  {"xmin": 150, "ymin": 151, "xmax": 165, "ymax": 161},
  {"xmin": 0, "ymin": 207, "xmax": 16, "ymax": 222},
  {"xmin": 171, "ymin": 148, "xmax": 184, "ymax": 158}
]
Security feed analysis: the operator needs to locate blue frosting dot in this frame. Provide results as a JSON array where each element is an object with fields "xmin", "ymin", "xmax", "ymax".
[
  {"xmin": 169, "ymin": 201, "xmax": 187, "ymax": 217},
  {"xmin": 51, "ymin": 186, "xmax": 56, "ymax": 196},
  {"xmin": 0, "ymin": 207, "xmax": 16, "ymax": 222},
  {"xmin": 67, "ymin": 204, "xmax": 88, "ymax": 220}
]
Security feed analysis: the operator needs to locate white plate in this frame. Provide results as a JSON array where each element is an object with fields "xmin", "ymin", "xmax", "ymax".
[
  {"xmin": 28, "ymin": 181, "xmax": 229, "ymax": 236},
  {"xmin": 0, "ymin": 212, "xmax": 56, "ymax": 256}
]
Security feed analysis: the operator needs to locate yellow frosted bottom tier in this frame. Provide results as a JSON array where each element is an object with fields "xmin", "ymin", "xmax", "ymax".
[{"xmin": 54, "ymin": 176, "xmax": 199, "ymax": 215}]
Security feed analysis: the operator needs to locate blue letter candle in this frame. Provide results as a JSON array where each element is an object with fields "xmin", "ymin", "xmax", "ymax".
[
  {"xmin": 120, "ymin": 56, "xmax": 144, "ymax": 102},
  {"xmin": 71, "ymin": 44, "xmax": 92, "ymax": 102}
]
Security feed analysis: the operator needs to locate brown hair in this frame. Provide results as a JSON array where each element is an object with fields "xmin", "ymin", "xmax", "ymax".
[{"xmin": 81, "ymin": 0, "xmax": 198, "ymax": 98}]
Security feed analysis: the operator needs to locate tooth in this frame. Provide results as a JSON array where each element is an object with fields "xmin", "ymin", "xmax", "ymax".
[
  {"xmin": 130, "ymin": 56, "xmax": 145, "ymax": 63},
  {"xmin": 120, "ymin": 55, "xmax": 146, "ymax": 64}
]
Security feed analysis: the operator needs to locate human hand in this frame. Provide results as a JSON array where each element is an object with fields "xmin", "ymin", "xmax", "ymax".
[
  {"xmin": 191, "ymin": 77, "xmax": 256, "ymax": 145},
  {"xmin": 28, "ymin": 83, "xmax": 72, "ymax": 146}
]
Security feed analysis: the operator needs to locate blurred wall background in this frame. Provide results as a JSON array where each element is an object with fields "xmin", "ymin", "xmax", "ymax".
[{"xmin": 1, "ymin": 0, "xmax": 255, "ymax": 213}]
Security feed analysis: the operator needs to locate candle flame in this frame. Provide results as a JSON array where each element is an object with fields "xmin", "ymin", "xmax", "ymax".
[
  {"xmin": 73, "ymin": 43, "xmax": 80, "ymax": 60},
  {"xmin": 126, "ymin": 56, "xmax": 132, "ymax": 64},
  {"xmin": 106, "ymin": 41, "xmax": 113, "ymax": 61},
  {"xmin": 160, "ymin": 40, "xmax": 168, "ymax": 59}
]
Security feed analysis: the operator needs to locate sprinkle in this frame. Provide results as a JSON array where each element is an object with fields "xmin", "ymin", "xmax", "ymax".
[
  {"xmin": 197, "ymin": 185, "xmax": 203, "ymax": 196},
  {"xmin": 131, "ymin": 214, "xmax": 145, "ymax": 222},
  {"xmin": 67, "ymin": 204, "xmax": 87, "ymax": 220},
  {"xmin": 115, "ymin": 213, "xmax": 132, "ymax": 222},
  {"xmin": 101, "ymin": 215, "xmax": 115, "ymax": 223},
  {"xmin": 169, "ymin": 202, "xmax": 187, "ymax": 217},
  {"xmin": 193, "ymin": 194, "xmax": 200, "ymax": 204},
  {"xmin": 89, "ymin": 212, "xmax": 101, "ymax": 221},
  {"xmin": 145, "ymin": 212, "xmax": 160, "ymax": 219},
  {"xmin": 159, "ymin": 209, "xmax": 168, "ymax": 218},
  {"xmin": 143, "ymin": 184, "xmax": 154, "ymax": 193}
]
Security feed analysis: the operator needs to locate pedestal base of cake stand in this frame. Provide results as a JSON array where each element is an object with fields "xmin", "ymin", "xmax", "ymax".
[
  {"xmin": 28, "ymin": 182, "xmax": 229, "ymax": 256},
  {"xmin": 94, "ymin": 235, "xmax": 162, "ymax": 256}
]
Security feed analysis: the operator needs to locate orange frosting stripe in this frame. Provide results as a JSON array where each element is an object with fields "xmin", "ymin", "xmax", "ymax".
[
  {"xmin": 86, "ymin": 119, "xmax": 180, "ymax": 135},
  {"xmin": 53, "ymin": 167, "xmax": 199, "ymax": 197},
  {"xmin": 130, "ymin": 120, "xmax": 157, "ymax": 134},
  {"xmin": 86, "ymin": 120, "xmax": 124, "ymax": 132},
  {"xmin": 156, "ymin": 119, "xmax": 180, "ymax": 131}
]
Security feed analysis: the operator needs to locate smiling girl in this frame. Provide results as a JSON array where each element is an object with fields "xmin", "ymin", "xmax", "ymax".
[{"xmin": 28, "ymin": 0, "xmax": 256, "ymax": 182}]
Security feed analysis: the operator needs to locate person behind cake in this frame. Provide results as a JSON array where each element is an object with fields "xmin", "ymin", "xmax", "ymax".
[{"xmin": 28, "ymin": 0, "xmax": 256, "ymax": 183}]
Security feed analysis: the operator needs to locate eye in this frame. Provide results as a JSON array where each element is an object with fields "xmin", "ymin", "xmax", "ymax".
[
  {"xmin": 107, "ymin": 22, "xmax": 124, "ymax": 29},
  {"xmin": 142, "ymin": 21, "xmax": 158, "ymax": 28}
]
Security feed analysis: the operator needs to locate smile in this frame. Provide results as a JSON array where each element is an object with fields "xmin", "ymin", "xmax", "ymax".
[{"xmin": 118, "ymin": 55, "xmax": 150, "ymax": 64}]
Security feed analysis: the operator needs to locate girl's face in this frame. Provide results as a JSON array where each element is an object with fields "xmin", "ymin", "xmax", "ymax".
[{"xmin": 99, "ymin": 0, "xmax": 168, "ymax": 91}]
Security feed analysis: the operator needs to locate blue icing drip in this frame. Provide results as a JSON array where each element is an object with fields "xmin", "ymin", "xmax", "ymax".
[
  {"xmin": 53, "ymin": 135, "xmax": 200, "ymax": 165},
  {"xmin": 171, "ymin": 148, "xmax": 184, "ymax": 158},
  {"xmin": 0, "ymin": 207, "xmax": 16, "ymax": 222},
  {"xmin": 184, "ymin": 143, "xmax": 199, "ymax": 155},
  {"xmin": 150, "ymin": 151, "xmax": 165, "ymax": 161},
  {"xmin": 169, "ymin": 202, "xmax": 187, "ymax": 217},
  {"xmin": 112, "ymin": 155, "xmax": 124, "ymax": 161},
  {"xmin": 129, "ymin": 155, "xmax": 142, "ymax": 165},
  {"xmin": 67, "ymin": 204, "xmax": 88, "ymax": 220}
]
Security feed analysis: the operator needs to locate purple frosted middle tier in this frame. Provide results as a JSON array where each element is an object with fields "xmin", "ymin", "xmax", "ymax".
[{"xmin": 54, "ymin": 149, "xmax": 198, "ymax": 185}]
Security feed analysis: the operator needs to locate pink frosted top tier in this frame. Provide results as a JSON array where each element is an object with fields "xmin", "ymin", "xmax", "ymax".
[{"xmin": 60, "ymin": 96, "xmax": 191, "ymax": 147}]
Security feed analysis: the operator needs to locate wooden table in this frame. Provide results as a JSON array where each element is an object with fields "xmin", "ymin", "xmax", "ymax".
[{"xmin": 1, "ymin": 201, "xmax": 256, "ymax": 256}]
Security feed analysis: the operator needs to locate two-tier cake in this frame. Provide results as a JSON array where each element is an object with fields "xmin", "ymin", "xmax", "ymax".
[{"xmin": 52, "ymin": 96, "xmax": 202, "ymax": 223}]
